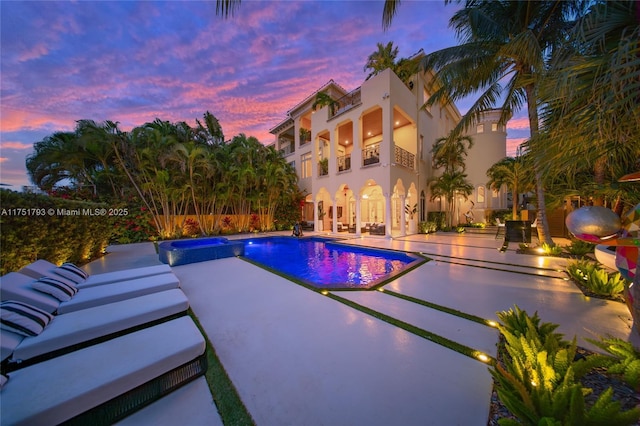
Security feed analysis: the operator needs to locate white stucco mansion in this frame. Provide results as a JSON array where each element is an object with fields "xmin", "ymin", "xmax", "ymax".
[{"xmin": 269, "ymin": 67, "xmax": 509, "ymax": 237}]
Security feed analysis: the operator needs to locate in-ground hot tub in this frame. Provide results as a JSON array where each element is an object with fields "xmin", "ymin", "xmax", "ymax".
[{"xmin": 158, "ymin": 237, "xmax": 245, "ymax": 266}]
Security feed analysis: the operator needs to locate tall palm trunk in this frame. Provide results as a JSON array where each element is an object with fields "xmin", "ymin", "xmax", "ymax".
[
  {"xmin": 526, "ymin": 84, "xmax": 553, "ymax": 246},
  {"xmin": 592, "ymin": 156, "xmax": 607, "ymax": 206}
]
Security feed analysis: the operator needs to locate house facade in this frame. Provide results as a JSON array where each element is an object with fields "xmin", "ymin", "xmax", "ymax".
[{"xmin": 270, "ymin": 68, "xmax": 508, "ymax": 237}]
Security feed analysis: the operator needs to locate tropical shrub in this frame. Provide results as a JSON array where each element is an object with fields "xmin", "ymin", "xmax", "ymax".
[
  {"xmin": 564, "ymin": 239, "xmax": 595, "ymax": 257},
  {"xmin": 585, "ymin": 336, "xmax": 640, "ymax": 391},
  {"xmin": 182, "ymin": 218, "xmax": 200, "ymax": 237},
  {"xmin": 110, "ymin": 204, "xmax": 157, "ymax": 244},
  {"xmin": 492, "ymin": 305, "xmax": 640, "ymax": 425},
  {"xmin": 566, "ymin": 260, "xmax": 627, "ymax": 297},
  {"xmin": 418, "ymin": 221, "xmax": 437, "ymax": 234},
  {"xmin": 540, "ymin": 242, "xmax": 564, "ymax": 256},
  {"xmin": 426, "ymin": 212, "xmax": 446, "ymax": 230}
]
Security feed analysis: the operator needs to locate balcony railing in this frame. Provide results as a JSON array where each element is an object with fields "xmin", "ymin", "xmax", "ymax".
[
  {"xmin": 394, "ymin": 145, "xmax": 415, "ymax": 170},
  {"xmin": 279, "ymin": 144, "xmax": 295, "ymax": 156},
  {"xmin": 362, "ymin": 143, "xmax": 380, "ymax": 167},
  {"xmin": 329, "ymin": 87, "xmax": 362, "ymax": 120},
  {"xmin": 337, "ymin": 154, "xmax": 351, "ymax": 172}
]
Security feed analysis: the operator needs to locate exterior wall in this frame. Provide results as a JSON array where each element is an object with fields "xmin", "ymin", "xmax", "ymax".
[{"xmin": 270, "ymin": 68, "xmax": 507, "ymax": 235}]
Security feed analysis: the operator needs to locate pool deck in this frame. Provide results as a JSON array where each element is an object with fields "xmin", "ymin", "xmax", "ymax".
[{"xmin": 85, "ymin": 231, "xmax": 638, "ymax": 426}]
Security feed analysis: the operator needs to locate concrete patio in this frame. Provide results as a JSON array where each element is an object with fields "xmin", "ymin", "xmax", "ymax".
[{"xmin": 85, "ymin": 231, "xmax": 637, "ymax": 425}]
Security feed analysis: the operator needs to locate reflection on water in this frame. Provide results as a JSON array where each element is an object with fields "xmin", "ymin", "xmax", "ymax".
[{"xmin": 242, "ymin": 237, "xmax": 419, "ymax": 289}]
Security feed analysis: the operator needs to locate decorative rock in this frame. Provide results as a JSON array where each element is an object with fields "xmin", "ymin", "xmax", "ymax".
[{"xmin": 565, "ymin": 206, "xmax": 622, "ymax": 239}]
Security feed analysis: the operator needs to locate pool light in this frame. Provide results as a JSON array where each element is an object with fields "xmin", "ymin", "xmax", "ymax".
[{"xmin": 321, "ymin": 290, "xmax": 329, "ymax": 295}]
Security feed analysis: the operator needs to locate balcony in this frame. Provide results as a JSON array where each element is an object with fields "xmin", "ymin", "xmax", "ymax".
[
  {"xmin": 337, "ymin": 155, "xmax": 351, "ymax": 172},
  {"xmin": 318, "ymin": 159, "xmax": 329, "ymax": 177},
  {"xmin": 329, "ymin": 87, "xmax": 362, "ymax": 120},
  {"xmin": 362, "ymin": 144, "xmax": 380, "ymax": 167},
  {"xmin": 279, "ymin": 143, "xmax": 295, "ymax": 157},
  {"xmin": 394, "ymin": 145, "xmax": 415, "ymax": 170}
]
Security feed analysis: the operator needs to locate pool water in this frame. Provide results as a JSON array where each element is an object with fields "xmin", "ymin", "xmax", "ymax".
[{"xmin": 241, "ymin": 236, "xmax": 425, "ymax": 289}]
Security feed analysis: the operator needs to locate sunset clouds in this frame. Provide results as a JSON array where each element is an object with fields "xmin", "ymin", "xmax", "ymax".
[{"xmin": 1, "ymin": 1, "xmax": 526, "ymax": 188}]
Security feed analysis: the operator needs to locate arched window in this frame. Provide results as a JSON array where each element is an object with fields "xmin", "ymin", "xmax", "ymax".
[{"xmin": 477, "ymin": 186, "xmax": 485, "ymax": 204}]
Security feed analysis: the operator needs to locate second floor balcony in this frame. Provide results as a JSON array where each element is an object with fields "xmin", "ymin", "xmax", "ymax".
[
  {"xmin": 337, "ymin": 154, "xmax": 351, "ymax": 172},
  {"xmin": 362, "ymin": 143, "xmax": 380, "ymax": 167},
  {"xmin": 394, "ymin": 145, "xmax": 415, "ymax": 170}
]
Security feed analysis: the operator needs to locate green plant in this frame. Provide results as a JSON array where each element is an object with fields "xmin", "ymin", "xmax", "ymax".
[
  {"xmin": 585, "ymin": 336, "xmax": 640, "ymax": 391},
  {"xmin": 418, "ymin": 221, "xmax": 437, "ymax": 234},
  {"xmin": 455, "ymin": 226, "xmax": 465, "ymax": 233},
  {"xmin": 492, "ymin": 305, "xmax": 640, "ymax": 425},
  {"xmin": 566, "ymin": 260, "xmax": 627, "ymax": 297},
  {"xmin": 299, "ymin": 127, "xmax": 311, "ymax": 143},
  {"xmin": 541, "ymin": 242, "xmax": 564, "ymax": 256},
  {"xmin": 404, "ymin": 203, "xmax": 417, "ymax": 219},
  {"xmin": 319, "ymin": 158, "xmax": 329, "ymax": 175},
  {"xmin": 564, "ymin": 239, "xmax": 595, "ymax": 257}
]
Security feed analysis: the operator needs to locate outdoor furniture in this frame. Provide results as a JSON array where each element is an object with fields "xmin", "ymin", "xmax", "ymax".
[
  {"xmin": 1, "ymin": 272, "xmax": 180, "ymax": 314},
  {"xmin": 1, "ymin": 316, "xmax": 206, "ymax": 425},
  {"xmin": 370, "ymin": 224, "xmax": 386, "ymax": 235},
  {"xmin": 19, "ymin": 260, "xmax": 172, "ymax": 289},
  {"xmin": 1, "ymin": 288, "xmax": 189, "ymax": 370},
  {"xmin": 494, "ymin": 218, "xmax": 506, "ymax": 239},
  {"xmin": 504, "ymin": 220, "xmax": 532, "ymax": 243}
]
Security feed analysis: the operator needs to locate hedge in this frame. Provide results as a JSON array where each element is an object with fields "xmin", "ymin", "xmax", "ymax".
[{"xmin": 0, "ymin": 189, "xmax": 112, "ymax": 274}]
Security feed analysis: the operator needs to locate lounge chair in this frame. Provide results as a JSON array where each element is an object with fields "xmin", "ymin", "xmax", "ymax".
[
  {"xmin": 19, "ymin": 260, "xmax": 172, "ymax": 289},
  {"xmin": 0, "ymin": 272, "xmax": 180, "ymax": 314},
  {"xmin": 0, "ymin": 316, "xmax": 206, "ymax": 425},
  {"xmin": 1, "ymin": 288, "xmax": 189, "ymax": 370}
]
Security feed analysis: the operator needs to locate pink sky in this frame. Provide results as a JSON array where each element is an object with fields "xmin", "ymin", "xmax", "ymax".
[{"xmin": 0, "ymin": 1, "xmax": 528, "ymax": 189}]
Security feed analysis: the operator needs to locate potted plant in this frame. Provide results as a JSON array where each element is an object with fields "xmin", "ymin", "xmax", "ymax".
[
  {"xmin": 317, "ymin": 202, "xmax": 326, "ymax": 231},
  {"xmin": 405, "ymin": 203, "xmax": 417, "ymax": 234},
  {"xmin": 299, "ymin": 128, "xmax": 311, "ymax": 144},
  {"xmin": 319, "ymin": 158, "xmax": 329, "ymax": 176}
]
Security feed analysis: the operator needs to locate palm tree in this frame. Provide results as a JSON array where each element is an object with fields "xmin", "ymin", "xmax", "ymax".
[
  {"xmin": 215, "ymin": 0, "xmax": 241, "ymax": 18},
  {"xmin": 431, "ymin": 134, "xmax": 474, "ymax": 174},
  {"xmin": 364, "ymin": 42, "xmax": 399, "ymax": 80},
  {"xmin": 26, "ymin": 132, "xmax": 82, "ymax": 191},
  {"xmin": 312, "ymin": 91, "xmax": 339, "ymax": 115},
  {"xmin": 531, "ymin": 0, "xmax": 640, "ymax": 210},
  {"xmin": 486, "ymin": 156, "xmax": 533, "ymax": 220},
  {"xmin": 383, "ymin": 0, "xmax": 589, "ymax": 246},
  {"xmin": 429, "ymin": 171, "xmax": 474, "ymax": 228}
]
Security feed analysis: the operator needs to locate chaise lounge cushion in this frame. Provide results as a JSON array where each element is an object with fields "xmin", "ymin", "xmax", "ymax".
[
  {"xmin": 19, "ymin": 260, "xmax": 172, "ymax": 289},
  {"xmin": 31, "ymin": 277, "xmax": 78, "ymax": 302},
  {"xmin": 0, "ymin": 316, "xmax": 205, "ymax": 426},
  {"xmin": 0, "ymin": 301, "xmax": 54, "ymax": 337},
  {"xmin": 1, "ymin": 272, "xmax": 181, "ymax": 314},
  {"xmin": 7, "ymin": 288, "xmax": 189, "ymax": 365}
]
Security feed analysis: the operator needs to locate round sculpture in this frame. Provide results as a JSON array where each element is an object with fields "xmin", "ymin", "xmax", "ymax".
[{"xmin": 565, "ymin": 206, "xmax": 622, "ymax": 240}]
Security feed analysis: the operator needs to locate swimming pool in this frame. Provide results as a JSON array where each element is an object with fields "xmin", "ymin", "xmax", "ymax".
[{"xmin": 240, "ymin": 236, "xmax": 426, "ymax": 290}]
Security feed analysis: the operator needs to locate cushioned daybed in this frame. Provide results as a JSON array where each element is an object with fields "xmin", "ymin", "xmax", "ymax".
[
  {"xmin": 0, "ymin": 316, "xmax": 206, "ymax": 426},
  {"xmin": 0, "ymin": 272, "xmax": 180, "ymax": 314},
  {"xmin": 1, "ymin": 288, "xmax": 189, "ymax": 370},
  {"xmin": 20, "ymin": 260, "xmax": 172, "ymax": 289}
]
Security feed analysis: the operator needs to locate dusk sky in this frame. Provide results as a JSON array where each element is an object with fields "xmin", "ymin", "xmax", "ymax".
[{"xmin": 0, "ymin": 0, "xmax": 529, "ymax": 189}]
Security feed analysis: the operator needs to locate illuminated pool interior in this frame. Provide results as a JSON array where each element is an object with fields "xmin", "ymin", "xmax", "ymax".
[{"xmin": 240, "ymin": 236, "xmax": 426, "ymax": 290}]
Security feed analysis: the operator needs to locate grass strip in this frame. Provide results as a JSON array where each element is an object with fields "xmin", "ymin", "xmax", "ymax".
[
  {"xmin": 381, "ymin": 289, "xmax": 496, "ymax": 327},
  {"xmin": 420, "ymin": 251, "xmax": 565, "ymax": 272},
  {"xmin": 325, "ymin": 293, "xmax": 496, "ymax": 365},
  {"xmin": 426, "ymin": 256, "xmax": 567, "ymax": 279},
  {"xmin": 188, "ymin": 309, "xmax": 255, "ymax": 426}
]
